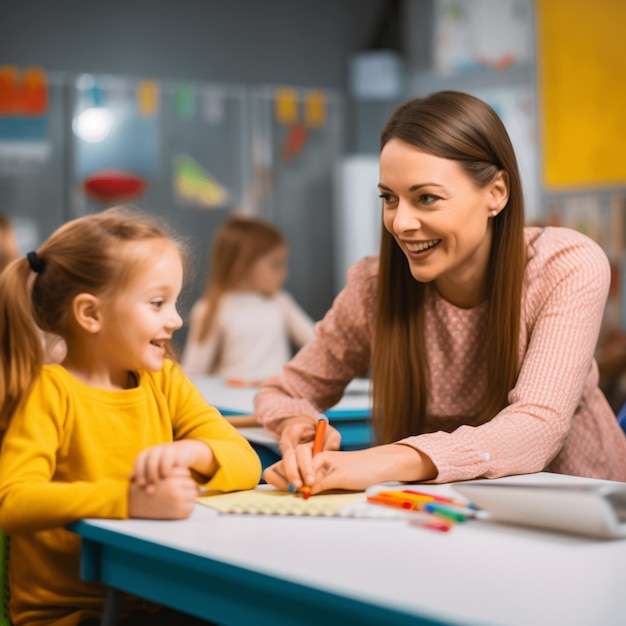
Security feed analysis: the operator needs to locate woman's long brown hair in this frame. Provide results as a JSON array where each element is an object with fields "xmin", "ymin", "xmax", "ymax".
[{"xmin": 372, "ymin": 91, "xmax": 526, "ymax": 443}]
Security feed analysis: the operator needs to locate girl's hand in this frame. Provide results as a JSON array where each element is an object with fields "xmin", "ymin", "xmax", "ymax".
[
  {"xmin": 128, "ymin": 466, "xmax": 199, "ymax": 519},
  {"xmin": 263, "ymin": 444, "xmax": 437, "ymax": 494},
  {"xmin": 130, "ymin": 440, "xmax": 216, "ymax": 494},
  {"xmin": 275, "ymin": 416, "xmax": 341, "ymax": 491}
]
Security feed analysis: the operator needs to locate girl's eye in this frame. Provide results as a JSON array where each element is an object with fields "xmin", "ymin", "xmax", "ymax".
[{"xmin": 152, "ymin": 299, "xmax": 164, "ymax": 309}]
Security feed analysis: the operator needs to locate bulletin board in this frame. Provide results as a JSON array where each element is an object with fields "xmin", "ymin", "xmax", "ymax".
[{"xmin": 536, "ymin": 0, "xmax": 626, "ymax": 189}]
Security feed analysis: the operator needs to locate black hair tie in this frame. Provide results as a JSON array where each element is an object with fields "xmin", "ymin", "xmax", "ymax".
[{"xmin": 26, "ymin": 251, "xmax": 46, "ymax": 274}]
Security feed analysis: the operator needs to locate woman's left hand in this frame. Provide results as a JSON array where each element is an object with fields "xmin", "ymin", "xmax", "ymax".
[{"xmin": 274, "ymin": 417, "xmax": 341, "ymax": 491}]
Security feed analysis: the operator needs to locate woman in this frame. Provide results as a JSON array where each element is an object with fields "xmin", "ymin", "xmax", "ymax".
[{"xmin": 255, "ymin": 90, "xmax": 626, "ymax": 494}]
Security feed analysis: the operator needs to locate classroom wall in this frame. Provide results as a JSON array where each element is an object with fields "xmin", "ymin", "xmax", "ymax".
[
  {"xmin": 1, "ymin": 0, "xmax": 384, "ymax": 89},
  {"xmin": 6, "ymin": 0, "xmax": 623, "ymax": 338},
  {"xmin": 0, "ymin": 0, "xmax": 389, "ymax": 346},
  {"xmin": 1, "ymin": 0, "xmax": 390, "ymax": 167}
]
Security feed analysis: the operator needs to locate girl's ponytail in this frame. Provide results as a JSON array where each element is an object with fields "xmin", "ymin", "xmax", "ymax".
[{"xmin": 0, "ymin": 256, "xmax": 45, "ymax": 432}]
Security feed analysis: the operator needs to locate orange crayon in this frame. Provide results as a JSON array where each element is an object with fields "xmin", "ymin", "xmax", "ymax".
[
  {"xmin": 312, "ymin": 414, "xmax": 328, "ymax": 456},
  {"xmin": 300, "ymin": 414, "xmax": 328, "ymax": 499}
]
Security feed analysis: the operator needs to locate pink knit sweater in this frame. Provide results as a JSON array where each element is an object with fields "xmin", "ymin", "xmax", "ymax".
[{"xmin": 255, "ymin": 227, "xmax": 626, "ymax": 483}]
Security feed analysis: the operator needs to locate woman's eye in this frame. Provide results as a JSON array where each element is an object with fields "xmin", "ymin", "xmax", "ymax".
[
  {"xmin": 419, "ymin": 194, "xmax": 439, "ymax": 205},
  {"xmin": 379, "ymin": 193, "xmax": 395, "ymax": 203}
]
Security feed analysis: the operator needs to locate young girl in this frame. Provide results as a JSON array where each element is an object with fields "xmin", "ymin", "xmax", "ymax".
[
  {"xmin": 258, "ymin": 90, "xmax": 626, "ymax": 494},
  {"xmin": 0, "ymin": 206, "xmax": 261, "ymax": 626},
  {"xmin": 181, "ymin": 215, "xmax": 315, "ymax": 383}
]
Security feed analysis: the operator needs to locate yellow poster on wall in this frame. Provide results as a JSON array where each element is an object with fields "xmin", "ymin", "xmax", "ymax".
[{"xmin": 537, "ymin": 0, "xmax": 626, "ymax": 189}]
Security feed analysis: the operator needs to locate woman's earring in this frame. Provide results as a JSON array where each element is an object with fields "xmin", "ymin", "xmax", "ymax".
[{"xmin": 490, "ymin": 210, "xmax": 498, "ymax": 217}]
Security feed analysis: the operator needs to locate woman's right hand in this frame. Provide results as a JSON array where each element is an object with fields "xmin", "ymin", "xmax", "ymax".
[
  {"xmin": 128, "ymin": 466, "xmax": 199, "ymax": 519},
  {"xmin": 274, "ymin": 415, "xmax": 341, "ymax": 491},
  {"xmin": 264, "ymin": 444, "xmax": 438, "ymax": 495}
]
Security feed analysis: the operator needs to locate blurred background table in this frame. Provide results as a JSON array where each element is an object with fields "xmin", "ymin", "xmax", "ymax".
[{"xmin": 189, "ymin": 376, "xmax": 373, "ymax": 469}]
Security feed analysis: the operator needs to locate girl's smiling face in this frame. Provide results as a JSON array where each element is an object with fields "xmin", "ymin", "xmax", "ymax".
[
  {"xmin": 102, "ymin": 239, "xmax": 184, "ymax": 375},
  {"xmin": 379, "ymin": 138, "xmax": 508, "ymax": 308},
  {"xmin": 62, "ymin": 237, "xmax": 185, "ymax": 391}
]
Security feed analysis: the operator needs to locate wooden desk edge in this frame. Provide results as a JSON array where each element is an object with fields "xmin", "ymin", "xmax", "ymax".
[{"xmin": 224, "ymin": 415, "xmax": 259, "ymax": 428}]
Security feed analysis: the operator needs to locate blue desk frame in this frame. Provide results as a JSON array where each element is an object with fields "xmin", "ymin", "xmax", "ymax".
[
  {"xmin": 219, "ymin": 407, "xmax": 373, "ymax": 470},
  {"xmin": 219, "ymin": 407, "xmax": 373, "ymax": 452},
  {"xmin": 72, "ymin": 519, "xmax": 445, "ymax": 626},
  {"xmin": 191, "ymin": 375, "xmax": 373, "ymax": 452},
  {"xmin": 323, "ymin": 407, "xmax": 372, "ymax": 450}
]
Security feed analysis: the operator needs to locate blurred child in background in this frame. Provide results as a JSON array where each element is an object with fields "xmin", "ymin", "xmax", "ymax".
[
  {"xmin": 0, "ymin": 206, "xmax": 261, "ymax": 625},
  {"xmin": 182, "ymin": 215, "xmax": 315, "ymax": 384}
]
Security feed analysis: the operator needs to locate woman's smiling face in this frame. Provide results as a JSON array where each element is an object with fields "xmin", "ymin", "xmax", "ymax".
[{"xmin": 379, "ymin": 138, "xmax": 508, "ymax": 308}]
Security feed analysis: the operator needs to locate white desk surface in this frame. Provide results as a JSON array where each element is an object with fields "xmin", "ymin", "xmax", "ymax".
[
  {"xmin": 236, "ymin": 426, "xmax": 279, "ymax": 451},
  {"xmin": 189, "ymin": 375, "xmax": 371, "ymax": 415},
  {"xmin": 75, "ymin": 472, "xmax": 626, "ymax": 626}
]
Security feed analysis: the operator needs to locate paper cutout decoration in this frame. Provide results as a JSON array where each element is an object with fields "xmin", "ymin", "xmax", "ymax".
[
  {"xmin": 304, "ymin": 90, "xmax": 326, "ymax": 128},
  {"xmin": 137, "ymin": 79, "xmax": 159, "ymax": 117},
  {"xmin": 274, "ymin": 87, "xmax": 327, "ymax": 160},
  {"xmin": 274, "ymin": 87, "xmax": 298, "ymax": 125},
  {"xmin": 0, "ymin": 65, "xmax": 19, "ymax": 114},
  {"xmin": 174, "ymin": 84, "xmax": 195, "ymax": 121},
  {"xmin": 280, "ymin": 122, "xmax": 308, "ymax": 161},
  {"xmin": 0, "ymin": 65, "xmax": 48, "ymax": 116},
  {"xmin": 275, "ymin": 86, "xmax": 304, "ymax": 160},
  {"xmin": 0, "ymin": 65, "xmax": 50, "ymax": 169},
  {"xmin": 20, "ymin": 66, "xmax": 48, "ymax": 115},
  {"xmin": 82, "ymin": 169, "xmax": 147, "ymax": 203},
  {"xmin": 173, "ymin": 154, "xmax": 230, "ymax": 208}
]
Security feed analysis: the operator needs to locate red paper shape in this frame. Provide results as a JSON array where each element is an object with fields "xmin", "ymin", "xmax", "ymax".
[
  {"xmin": 20, "ymin": 67, "xmax": 48, "ymax": 116},
  {"xmin": 82, "ymin": 169, "xmax": 147, "ymax": 203},
  {"xmin": 280, "ymin": 123, "xmax": 308, "ymax": 160}
]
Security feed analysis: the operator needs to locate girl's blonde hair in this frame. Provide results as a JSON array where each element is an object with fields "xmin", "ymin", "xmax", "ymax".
[
  {"xmin": 0, "ymin": 206, "xmax": 183, "ymax": 431},
  {"xmin": 0, "ymin": 213, "xmax": 19, "ymax": 273},
  {"xmin": 372, "ymin": 91, "xmax": 526, "ymax": 444},
  {"xmin": 195, "ymin": 215, "xmax": 285, "ymax": 342}
]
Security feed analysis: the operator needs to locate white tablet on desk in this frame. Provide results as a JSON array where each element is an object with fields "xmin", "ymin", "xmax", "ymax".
[{"xmin": 453, "ymin": 479, "xmax": 626, "ymax": 539}]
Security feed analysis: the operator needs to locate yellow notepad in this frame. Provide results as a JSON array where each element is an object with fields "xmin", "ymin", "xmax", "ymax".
[{"xmin": 197, "ymin": 487, "xmax": 366, "ymax": 517}]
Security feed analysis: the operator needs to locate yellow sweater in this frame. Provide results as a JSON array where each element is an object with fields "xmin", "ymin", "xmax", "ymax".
[{"xmin": 0, "ymin": 360, "xmax": 261, "ymax": 626}]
